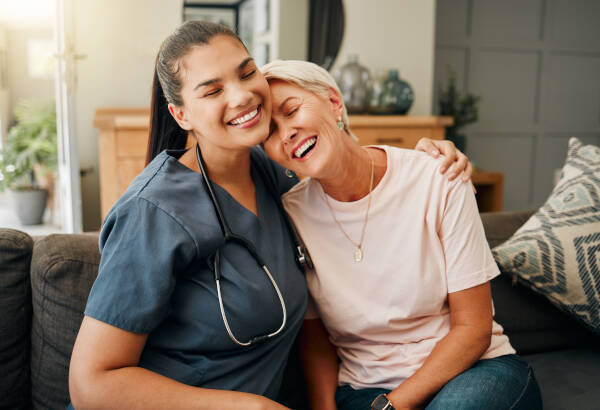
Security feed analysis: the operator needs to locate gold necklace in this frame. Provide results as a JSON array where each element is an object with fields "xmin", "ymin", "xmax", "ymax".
[{"xmin": 322, "ymin": 149, "xmax": 375, "ymax": 262}]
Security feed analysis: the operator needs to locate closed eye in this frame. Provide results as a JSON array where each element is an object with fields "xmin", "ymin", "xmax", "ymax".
[
  {"xmin": 242, "ymin": 69, "xmax": 256, "ymax": 79},
  {"xmin": 204, "ymin": 89, "xmax": 222, "ymax": 97},
  {"xmin": 285, "ymin": 107, "xmax": 299, "ymax": 117}
]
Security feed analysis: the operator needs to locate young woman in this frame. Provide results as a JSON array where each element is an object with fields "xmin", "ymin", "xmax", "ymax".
[
  {"xmin": 261, "ymin": 60, "xmax": 543, "ymax": 410},
  {"xmin": 68, "ymin": 22, "xmax": 470, "ymax": 409}
]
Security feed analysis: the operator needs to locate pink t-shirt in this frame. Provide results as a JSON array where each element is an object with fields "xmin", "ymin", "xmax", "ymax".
[{"xmin": 282, "ymin": 145, "xmax": 515, "ymax": 390}]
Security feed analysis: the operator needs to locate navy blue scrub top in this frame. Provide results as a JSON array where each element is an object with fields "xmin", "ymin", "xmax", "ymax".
[{"xmin": 84, "ymin": 147, "xmax": 308, "ymax": 400}]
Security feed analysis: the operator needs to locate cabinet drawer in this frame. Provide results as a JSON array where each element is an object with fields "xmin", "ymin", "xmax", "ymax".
[{"xmin": 355, "ymin": 128, "xmax": 433, "ymax": 148}]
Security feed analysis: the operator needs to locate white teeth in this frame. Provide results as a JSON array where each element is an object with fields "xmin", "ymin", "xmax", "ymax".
[
  {"xmin": 294, "ymin": 137, "xmax": 317, "ymax": 158},
  {"xmin": 230, "ymin": 108, "xmax": 258, "ymax": 125}
]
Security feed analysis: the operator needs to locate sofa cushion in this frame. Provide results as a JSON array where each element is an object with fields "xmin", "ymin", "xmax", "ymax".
[
  {"xmin": 490, "ymin": 273, "xmax": 597, "ymax": 354},
  {"xmin": 481, "ymin": 209, "xmax": 597, "ymax": 353},
  {"xmin": 493, "ymin": 137, "xmax": 600, "ymax": 334},
  {"xmin": 524, "ymin": 348, "xmax": 600, "ymax": 410},
  {"xmin": 30, "ymin": 233, "xmax": 100, "ymax": 410},
  {"xmin": 0, "ymin": 228, "xmax": 33, "ymax": 410}
]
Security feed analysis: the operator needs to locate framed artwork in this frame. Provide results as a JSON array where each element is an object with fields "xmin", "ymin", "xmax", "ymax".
[
  {"xmin": 253, "ymin": 42, "xmax": 270, "ymax": 67},
  {"xmin": 255, "ymin": 0, "xmax": 270, "ymax": 34},
  {"xmin": 183, "ymin": 5, "xmax": 237, "ymax": 31},
  {"xmin": 238, "ymin": 0, "xmax": 255, "ymax": 50}
]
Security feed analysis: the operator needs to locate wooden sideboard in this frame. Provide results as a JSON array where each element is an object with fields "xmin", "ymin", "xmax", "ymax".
[
  {"xmin": 348, "ymin": 115, "xmax": 452, "ymax": 147},
  {"xmin": 93, "ymin": 108, "xmax": 151, "ymax": 219},
  {"xmin": 93, "ymin": 109, "xmax": 502, "ymax": 218}
]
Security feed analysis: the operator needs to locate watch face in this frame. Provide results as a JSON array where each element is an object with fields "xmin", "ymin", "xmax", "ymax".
[{"xmin": 371, "ymin": 394, "xmax": 391, "ymax": 410}]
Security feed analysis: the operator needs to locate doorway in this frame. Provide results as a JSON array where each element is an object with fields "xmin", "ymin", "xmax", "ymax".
[{"xmin": 0, "ymin": 0, "xmax": 82, "ymax": 234}]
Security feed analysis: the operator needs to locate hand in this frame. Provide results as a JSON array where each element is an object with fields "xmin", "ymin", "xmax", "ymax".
[{"xmin": 414, "ymin": 138, "xmax": 476, "ymax": 193}]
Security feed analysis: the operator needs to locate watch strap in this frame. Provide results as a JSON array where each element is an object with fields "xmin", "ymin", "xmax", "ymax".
[{"xmin": 371, "ymin": 393, "xmax": 395, "ymax": 410}]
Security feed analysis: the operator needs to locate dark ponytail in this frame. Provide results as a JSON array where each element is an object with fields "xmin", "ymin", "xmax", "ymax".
[
  {"xmin": 146, "ymin": 66, "xmax": 188, "ymax": 164},
  {"xmin": 146, "ymin": 21, "xmax": 244, "ymax": 164}
]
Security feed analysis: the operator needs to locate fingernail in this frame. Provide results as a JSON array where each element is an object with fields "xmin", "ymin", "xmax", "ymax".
[
  {"xmin": 440, "ymin": 166, "xmax": 446, "ymax": 173},
  {"xmin": 449, "ymin": 173, "xmax": 457, "ymax": 179},
  {"xmin": 433, "ymin": 149, "xmax": 439, "ymax": 156}
]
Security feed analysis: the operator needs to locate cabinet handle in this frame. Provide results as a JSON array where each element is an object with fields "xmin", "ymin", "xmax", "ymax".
[{"xmin": 376, "ymin": 137, "xmax": 404, "ymax": 144}]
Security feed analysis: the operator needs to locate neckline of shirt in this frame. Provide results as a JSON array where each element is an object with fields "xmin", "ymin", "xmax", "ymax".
[
  {"xmin": 162, "ymin": 149, "xmax": 267, "ymax": 223},
  {"xmin": 314, "ymin": 145, "xmax": 392, "ymax": 209}
]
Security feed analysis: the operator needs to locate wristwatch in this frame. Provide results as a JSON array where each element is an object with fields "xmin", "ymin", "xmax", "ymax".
[{"xmin": 371, "ymin": 394, "xmax": 395, "ymax": 410}]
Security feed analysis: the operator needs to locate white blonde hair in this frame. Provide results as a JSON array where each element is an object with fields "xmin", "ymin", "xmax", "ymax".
[{"xmin": 261, "ymin": 59, "xmax": 357, "ymax": 141}]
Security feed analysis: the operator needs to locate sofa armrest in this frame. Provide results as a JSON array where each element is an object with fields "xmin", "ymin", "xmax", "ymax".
[
  {"xmin": 30, "ymin": 233, "xmax": 100, "ymax": 409},
  {"xmin": 0, "ymin": 229, "xmax": 34, "ymax": 409}
]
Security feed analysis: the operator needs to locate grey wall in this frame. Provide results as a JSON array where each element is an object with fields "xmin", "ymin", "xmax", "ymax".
[{"xmin": 434, "ymin": 0, "xmax": 600, "ymax": 211}]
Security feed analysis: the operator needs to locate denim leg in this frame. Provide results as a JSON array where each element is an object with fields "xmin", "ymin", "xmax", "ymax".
[
  {"xmin": 426, "ymin": 354, "xmax": 542, "ymax": 410},
  {"xmin": 335, "ymin": 385, "xmax": 392, "ymax": 410}
]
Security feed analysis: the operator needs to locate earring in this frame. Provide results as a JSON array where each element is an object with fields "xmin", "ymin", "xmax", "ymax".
[
  {"xmin": 337, "ymin": 117, "xmax": 344, "ymax": 130},
  {"xmin": 285, "ymin": 169, "xmax": 295, "ymax": 178}
]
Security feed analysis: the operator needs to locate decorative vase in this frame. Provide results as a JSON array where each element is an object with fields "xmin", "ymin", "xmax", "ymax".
[
  {"xmin": 367, "ymin": 71, "xmax": 394, "ymax": 115},
  {"xmin": 10, "ymin": 188, "xmax": 48, "ymax": 225},
  {"xmin": 334, "ymin": 55, "xmax": 371, "ymax": 114},
  {"xmin": 368, "ymin": 69, "xmax": 414, "ymax": 115}
]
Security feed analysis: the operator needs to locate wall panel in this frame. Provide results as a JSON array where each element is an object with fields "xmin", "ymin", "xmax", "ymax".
[
  {"xmin": 470, "ymin": 50, "xmax": 539, "ymax": 130},
  {"xmin": 467, "ymin": 133, "xmax": 535, "ymax": 210},
  {"xmin": 547, "ymin": 0, "xmax": 600, "ymax": 51},
  {"xmin": 434, "ymin": 0, "xmax": 600, "ymax": 211},
  {"xmin": 542, "ymin": 54, "xmax": 600, "ymax": 130},
  {"xmin": 471, "ymin": 0, "xmax": 542, "ymax": 43}
]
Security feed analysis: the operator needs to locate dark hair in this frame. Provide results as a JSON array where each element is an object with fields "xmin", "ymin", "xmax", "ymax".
[{"xmin": 146, "ymin": 21, "xmax": 243, "ymax": 164}]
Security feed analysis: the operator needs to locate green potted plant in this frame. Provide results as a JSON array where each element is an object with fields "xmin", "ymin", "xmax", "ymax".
[
  {"xmin": 0, "ymin": 99, "xmax": 57, "ymax": 225},
  {"xmin": 437, "ymin": 68, "xmax": 481, "ymax": 153}
]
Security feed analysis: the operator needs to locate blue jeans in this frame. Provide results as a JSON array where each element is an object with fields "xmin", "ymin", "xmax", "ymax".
[{"xmin": 335, "ymin": 354, "xmax": 542, "ymax": 410}]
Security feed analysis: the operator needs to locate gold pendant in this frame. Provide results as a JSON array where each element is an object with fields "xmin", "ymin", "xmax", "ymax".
[{"xmin": 354, "ymin": 248, "xmax": 363, "ymax": 262}]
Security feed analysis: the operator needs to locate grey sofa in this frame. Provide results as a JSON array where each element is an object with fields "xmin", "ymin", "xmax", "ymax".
[{"xmin": 1, "ymin": 209, "xmax": 599, "ymax": 410}]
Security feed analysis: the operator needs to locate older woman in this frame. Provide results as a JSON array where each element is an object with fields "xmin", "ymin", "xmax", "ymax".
[{"xmin": 261, "ymin": 60, "xmax": 542, "ymax": 410}]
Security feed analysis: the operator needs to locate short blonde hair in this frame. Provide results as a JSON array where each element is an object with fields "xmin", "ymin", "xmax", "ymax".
[{"xmin": 261, "ymin": 60, "xmax": 357, "ymax": 140}]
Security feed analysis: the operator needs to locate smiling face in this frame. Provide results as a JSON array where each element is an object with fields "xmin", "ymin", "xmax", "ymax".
[
  {"xmin": 263, "ymin": 80, "xmax": 345, "ymax": 178},
  {"xmin": 168, "ymin": 35, "xmax": 271, "ymax": 151}
]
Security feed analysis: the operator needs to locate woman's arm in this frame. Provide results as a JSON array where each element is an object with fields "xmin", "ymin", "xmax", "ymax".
[
  {"xmin": 69, "ymin": 316, "xmax": 289, "ymax": 410},
  {"xmin": 300, "ymin": 318, "xmax": 339, "ymax": 410},
  {"xmin": 386, "ymin": 283, "xmax": 493, "ymax": 410}
]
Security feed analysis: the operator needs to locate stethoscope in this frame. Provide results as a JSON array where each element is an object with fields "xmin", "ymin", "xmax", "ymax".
[{"xmin": 196, "ymin": 144, "xmax": 313, "ymax": 347}]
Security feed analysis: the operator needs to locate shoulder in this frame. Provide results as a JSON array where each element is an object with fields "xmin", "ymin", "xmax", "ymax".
[
  {"xmin": 251, "ymin": 146, "xmax": 299, "ymax": 195},
  {"xmin": 99, "ymin": 195, "xmax": 198, "ymax": 255},
  {"xmin": 373, "ymin": 145, "xmax": 473, "ymax": 217},
  {"xmin": 382, "ymin": 145, "xmax": 461, "ymax": 191},
  {"xmin": 282, "ymin": 176, "xmax": 312, "ymax": 205},
  {"xmin": 107, "ymin": 151, "xmax": 180, "ymax": 219},
  {"xmin": 384, "ymin": 145, "xmax": 442, "ymax": 173},
  {"xmin": 100, "ymin": 150, "xmax": 219, "ymax": 255}
]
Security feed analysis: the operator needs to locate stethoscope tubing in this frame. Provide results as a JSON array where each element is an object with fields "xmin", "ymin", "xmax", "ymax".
[{"xmin": 196, "ymin": 144, "xmax": 287, "ymax": 346}]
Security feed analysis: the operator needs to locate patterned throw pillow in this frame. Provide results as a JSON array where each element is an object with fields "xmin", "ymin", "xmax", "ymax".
[{"xmin": 492, "ymin": 137, "xmax": 600, "ymax": 334}]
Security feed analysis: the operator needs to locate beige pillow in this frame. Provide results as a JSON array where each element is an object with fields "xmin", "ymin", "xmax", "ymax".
[{"xmin": 493, "ymin": 137, "xmax": 600, "ymax": 333}]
